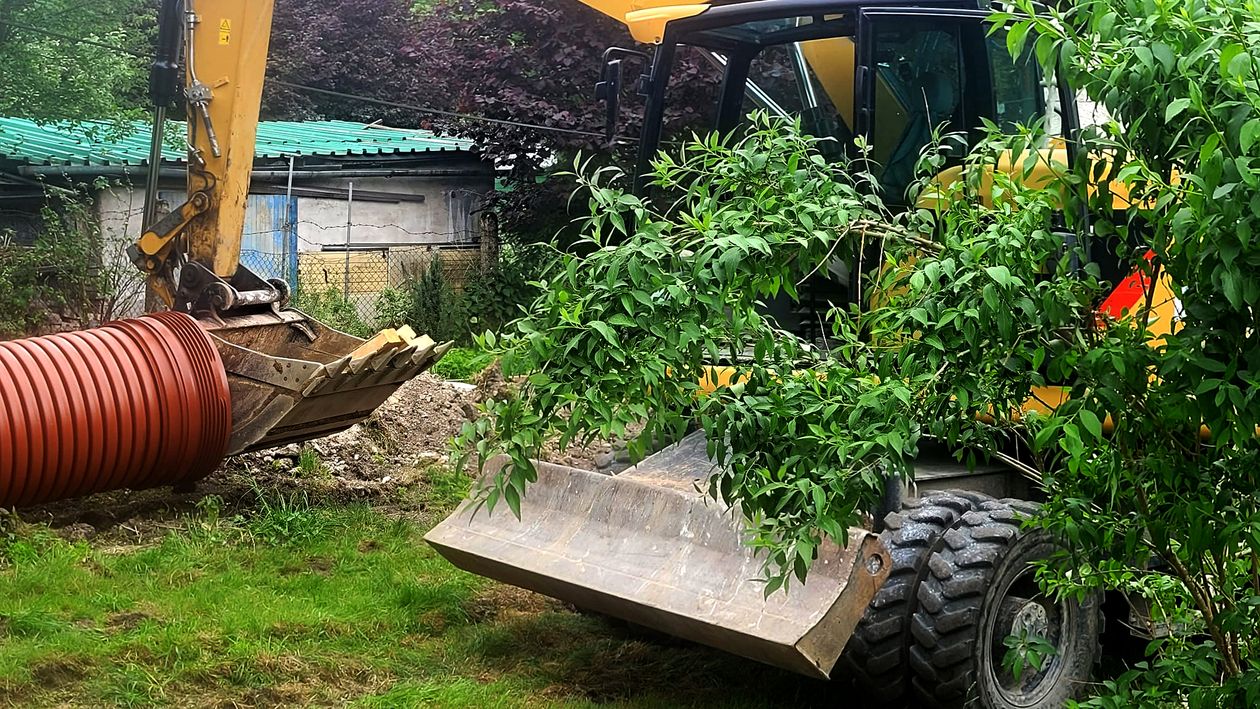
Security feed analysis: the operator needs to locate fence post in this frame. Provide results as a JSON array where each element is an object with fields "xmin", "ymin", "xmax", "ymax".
[
  {"xmin": 284, "ymin": 154, "xmax": 295, "ymax": 289},
  {"xmin": 480, "ymin": 211, "xmax": 499, "ymax": 274},
  {"xmin": 344, "ymin": 181, "xmax": 353, "ymax": 298}
]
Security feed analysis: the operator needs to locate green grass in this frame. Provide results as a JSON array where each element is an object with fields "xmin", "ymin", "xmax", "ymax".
[{"xmin": 0, "ymin": 475, "xmax": 836, "ymax": 708}]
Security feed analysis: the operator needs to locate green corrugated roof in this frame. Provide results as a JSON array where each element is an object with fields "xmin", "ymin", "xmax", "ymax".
[{"xmin": 0, "ymin": 118, "xmax": 473, "ymax": 168}]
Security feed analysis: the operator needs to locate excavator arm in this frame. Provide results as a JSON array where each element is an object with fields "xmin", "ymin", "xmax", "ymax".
[
  {"xmin": 131, "ymin": 0, "xmax": 279, "ymax": 313},
  {"xmin": 129, "ymin": 0, "xmax": 449, "ymax": 456}
]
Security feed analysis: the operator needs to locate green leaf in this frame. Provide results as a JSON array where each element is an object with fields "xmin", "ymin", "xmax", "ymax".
[
  {"xmin": 1133, "ymin": 46, "xmax": 1154, "ymax": 70},
  {"xmin": 608, "ymin": 314, "xmax": 636, "ymax": 327},
  {"xmin": 985, "ymin": 265, "xmax": 1013, "ymax": 286},
  {"xmin": 1006, "ymin": 22, "xmax": 1031, "ymax": 59},
  {"xmin": 589, "ymin": 320, "xmax": 618, "ymax": 346},
  {"xmin": 504, "ymin": 482, "xmax": 522, "ymax": 519},
  {"xmin": 1220, "ymin": 43, "xmax": 1247, "ymax": 78},
  {"xmin": 1229, "ymin": 51, "xmax": 1253, "ymax": 78},
  {"xmin": 1079, "ymin": 409, "xmax": 1103, "ymax": 441},
  {"xmin": 1241, "ymin": 118, "xmax": 1260, "ymax": 154},
  {"xmin": 1165, "ymin": 98, "xmax": 1192, "ymax": 123}
]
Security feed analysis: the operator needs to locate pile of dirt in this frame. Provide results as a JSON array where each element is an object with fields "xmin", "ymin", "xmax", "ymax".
[
  {"xmin": 252, "ymin": 370, "xmax": 635, "ymax": 481},
  {"xmin": 260, "ymin": 373, "xmax": 478, "ymax": 480}
]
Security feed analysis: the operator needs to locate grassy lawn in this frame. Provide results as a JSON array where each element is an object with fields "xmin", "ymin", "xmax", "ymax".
[{"xmin": 0, "ymin": 468, "xmax": 837, "ymax": 708}]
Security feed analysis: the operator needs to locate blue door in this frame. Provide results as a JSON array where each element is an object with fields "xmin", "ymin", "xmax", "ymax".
[
  {"xmin": 157, "ymin": 192, "xmax": 298, "ymax": 289},
  {"xmin": 240, "ymin": 194, "xmax": 299, "ymax": 289}
]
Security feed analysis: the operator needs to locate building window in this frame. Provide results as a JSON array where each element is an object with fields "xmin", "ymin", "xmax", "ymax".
[{"xmin": 447, "ymin": 189, "xmax": 482, "ymax": 244}]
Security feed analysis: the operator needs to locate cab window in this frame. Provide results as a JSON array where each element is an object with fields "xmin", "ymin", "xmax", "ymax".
[
  {"xmin": 868, "ymin": 20, "xmax": 968, "ymax": 200},
  {"xmin": 864, "ymin": 15, "xmax": 1059, "ymax": 201}
]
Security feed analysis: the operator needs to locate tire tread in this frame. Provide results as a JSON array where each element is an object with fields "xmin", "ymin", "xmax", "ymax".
[{"xmin": 838, "ymin": 490, "xmax": 990, "ymax": 705}]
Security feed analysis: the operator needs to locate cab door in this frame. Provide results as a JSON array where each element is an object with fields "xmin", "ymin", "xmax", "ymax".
[{"xmin": 854, "ymin": 7, "xmax": 1078, "ymax": 203}]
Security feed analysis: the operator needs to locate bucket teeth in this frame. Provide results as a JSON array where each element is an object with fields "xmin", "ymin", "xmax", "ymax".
[
  {"xmin": 410, "ymin": 341, "xmax": 437, "ymax": 367},
  {"xmin": 347, "ymin": 329, "xmax": 410, "ymax": 373},
  {"xmin": 301, "ymin": 371, "xmax": 329, "ymax": 398},
  {"xmin": 322, "ymin": 354, "xmax": 352, "ymax": 378},
  {"xmin": 367, "ymin": 345, "xmax": 401, "ymax": 371},
  {"xmin": 303, "ymin": 337, "xmax": 448, "ymax": 399},
  {"xmin": 386, "ymin": 344, "xmax": 418, "ymax": 369}
]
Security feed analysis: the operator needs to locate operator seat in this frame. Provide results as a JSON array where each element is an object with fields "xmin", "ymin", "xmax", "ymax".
[{"xmin": 882, "ymin": 70, "xmax": 960, "ymax": 200}]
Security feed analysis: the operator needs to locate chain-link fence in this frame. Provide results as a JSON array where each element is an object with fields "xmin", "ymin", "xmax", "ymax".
[{"xmin": 240, "ymin": 244, "xmax": 488, "ymax": 326}]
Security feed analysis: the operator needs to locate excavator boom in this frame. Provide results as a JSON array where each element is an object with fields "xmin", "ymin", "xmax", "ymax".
[{"xmin": 183, "ymin": 0, "xmax": 271, "ymax": 278}]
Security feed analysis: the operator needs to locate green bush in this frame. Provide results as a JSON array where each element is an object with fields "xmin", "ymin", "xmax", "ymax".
[
  {"xmin": 375, "ymin": 257, "xmax": 469, "ymax": 344},
  {"xmin": 0, "ymin": 193, "xmax": 106, "ymax": 339},
  {"xmin": 374, "ymin": 284, "xmax": 412, "ymax": 332},
  {"xmin": 461, "ymin": 245, "xmax": 543, "ymax": 335},
  {"xmin": 292, "ymin": 287, "xmax": 372, "ymax": 338},
  {"xmin": 429, "ymin": 346, "xmax": 494, "ymax": 381},
  {"xmin": 409, "ymin": 257, "xmax": 470, "ymax": 344},
  {"xmin": 375, "ymin": 249, "xmax": 545, "ymax": 346}
]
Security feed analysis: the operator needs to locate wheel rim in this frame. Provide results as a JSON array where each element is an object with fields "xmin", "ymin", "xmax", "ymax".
[{"xmin": 983, "ymin": 563, "xmax": 1071, "ymax": 706}]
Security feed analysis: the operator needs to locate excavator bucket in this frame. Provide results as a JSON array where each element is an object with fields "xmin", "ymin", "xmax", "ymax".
[
  {"xmin": 205, "ymin": 308, "xmax": 450, "ymax": 455},
  {"xmin": 426, "ymin": 432, "xmax": 891, "ymax": 679}
]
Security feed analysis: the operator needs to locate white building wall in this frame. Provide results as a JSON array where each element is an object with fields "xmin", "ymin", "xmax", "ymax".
[
  {"xmin": 89, "ymin": 174, "xmax": 489, "ymax": 318},
  {"xmin": 94, "ymin": 186, "xmax": 152, "ymax": 318},
  {"xmin": 294, "ymin": 177, "xmax": 486, "ymax": 250}
]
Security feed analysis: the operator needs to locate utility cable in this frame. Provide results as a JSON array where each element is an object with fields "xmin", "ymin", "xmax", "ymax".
[
  {"xmin": 269, "ymin": 81, "xmax": 632, "ymax": 143},
  {"xmin": 0, "ymin": 18, "xmax": 637, "ymax": 143}
]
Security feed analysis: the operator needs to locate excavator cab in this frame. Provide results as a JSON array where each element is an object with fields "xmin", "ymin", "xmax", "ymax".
[{"xmin": 428, "ymin": 0, "xmax": 1081, "ymax": 685}]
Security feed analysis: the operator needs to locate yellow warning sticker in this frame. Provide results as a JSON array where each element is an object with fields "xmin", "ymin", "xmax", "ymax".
[{"xmin": 218, "ymin": 19, "xmax": 231, "ymax": 45}]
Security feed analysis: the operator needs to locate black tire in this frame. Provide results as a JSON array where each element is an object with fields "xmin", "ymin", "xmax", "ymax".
[
  {"xmin": 909, "ymin": 500, "xmax": 1100, "ymax": 709},
  {"xmin": 839, "ymin": 490, "xmax": 991, "ymax": 706}
]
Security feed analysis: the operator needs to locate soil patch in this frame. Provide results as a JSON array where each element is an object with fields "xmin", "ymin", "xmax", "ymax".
[
  {"xmin": 463, "ymin": 584, "xmax": 557, "ymax": 623},
  {"xmin": 31, "ymin": 657, "xmax": 88, "ymax": 688},
  {"xmin": 105, "ymin": 610, "xmax": 153, "ymax": 633}
]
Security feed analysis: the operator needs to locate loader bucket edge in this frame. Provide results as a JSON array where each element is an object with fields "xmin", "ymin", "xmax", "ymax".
[{"xmin": 425, "ymin": 433, "xmax": 891, "ymax": 679}]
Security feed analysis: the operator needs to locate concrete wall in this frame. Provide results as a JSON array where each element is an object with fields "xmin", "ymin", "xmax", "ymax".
[
  {"xmin": 89, "ymin": 171, "xmax": 491, "ymax": 318},
  {"xmin": 294, "ymin": 176, "xmax": 489, "ymax": 250},
  {"xmin": 95, "ymin": 186, "xmax": 152, "ymax": 318}
]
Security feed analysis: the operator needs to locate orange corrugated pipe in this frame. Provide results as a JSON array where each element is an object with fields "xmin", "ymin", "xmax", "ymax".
[{"xmin": 0, "ymin": 311, "xmax": 231, "ymax": 507}]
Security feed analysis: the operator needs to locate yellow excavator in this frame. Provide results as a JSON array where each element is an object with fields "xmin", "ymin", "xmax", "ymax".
[
  {"xmin": 129, "ymin": 0, "xmax": 451, "ymax": 454},
  {"xmin": 428, "ymin": 2, "xmax": 1166, "ymax": 708},
  {"xmin": 0, "ymin": 0, "xmax": 447, "ymax": 507}
]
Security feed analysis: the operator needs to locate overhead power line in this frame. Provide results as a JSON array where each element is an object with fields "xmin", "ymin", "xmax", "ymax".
[
  {"xmin": 0, "ymin": 18, "xmax": 635, "ymax": 143},
  {"xmin": 269, "ymin": 81, "xmax": 627, "ymax": 142},
  {"xmin": 0, "ymin": 19, "xmax": 146, "ymax": 57}
]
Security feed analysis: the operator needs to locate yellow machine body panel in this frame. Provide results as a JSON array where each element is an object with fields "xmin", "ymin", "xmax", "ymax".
[
  {"xmin": 577, "ymin": 0, "xmax": 709, "ymax": 43},
  {"xmin": 185, "ymin": 0, "xmax": 275, "ymax": 278},
  {"xmin": 800, "ymin": 37, "xmax": 857, "ymax": 128}
]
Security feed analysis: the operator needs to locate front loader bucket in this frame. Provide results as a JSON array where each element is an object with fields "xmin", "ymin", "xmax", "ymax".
[
  {"xmin": 426, "ymin": 432, "xmax": 891, "ymax": 679},
  {"xmin": 204, "ymin": 309, "xmax": 449, "ymax": 455}
]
